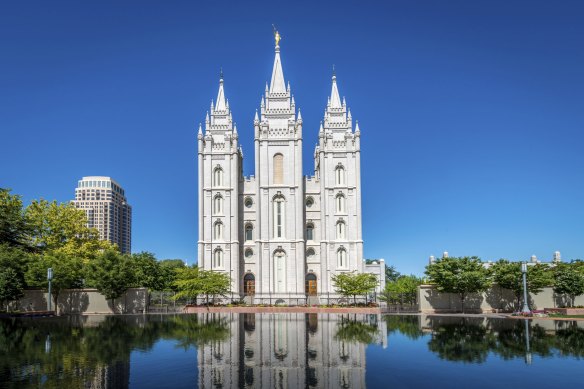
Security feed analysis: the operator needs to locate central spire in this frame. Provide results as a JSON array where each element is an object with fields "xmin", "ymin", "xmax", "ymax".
[
  {"xmin": 215, "ymin": 69, "xmax": 227, "ymax": 111},
  {"xmin": 330, "ymin": 68, "xmax": 342, "ymax": 109},
  {"xmin": 269, "ymin": 28, "xmax": 286, "ymax": 94}
]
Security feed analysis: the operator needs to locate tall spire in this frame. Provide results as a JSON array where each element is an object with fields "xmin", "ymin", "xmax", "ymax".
[
  {"xmin": 215, "ymin": 69, "xmax": 226, "ymax": 111},
  {"xmin": 330, "ymin": 67, "xmax": 342, "ymax": 109},
  {"xmin": 270, "ymin": 28, "xmax": 286, "ymax": 94}
]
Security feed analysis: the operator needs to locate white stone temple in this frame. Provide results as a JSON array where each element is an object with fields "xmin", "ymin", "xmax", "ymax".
[{"xmin": 197, "ymin": 33, "xmax": 385, "ymax": 303}]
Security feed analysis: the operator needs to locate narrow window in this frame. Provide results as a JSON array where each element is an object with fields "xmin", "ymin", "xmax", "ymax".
[
  {"xmin": 213, "ymin": 168, "xmax": 223, "ymax": 187},
  {"xmin": 273, "ymin": 197, "xmax": 285, "ymax": 238},
  {"xmin": 214, "ymin": 196, "xmax": 222, "ymax": 215},
  {"xmin": 214, "ymin": 222, "xmax": 223, "ymax": 240},
  {"xmin": 245, "ymin": 224, "xmax": 253, "ymax": 241},
  {"xmin": 306, "ymin": 224, "xmax": 314, "ymax": 241},
  {"xmin": 214, "ymin": 250, "xmax": 223, "ymax": 268},
  {"xmin": 273, "ymin": 153, "xmax": 284, "ymax": 185},
  {"xmin": 338, "ymin": 249, "xmax": 347, "ymax": 268},
  {"xmin": 336, "ymin": 221, "xmax": 345, "ymax": 240},
  {"xmin": 336, "ymin": 166, "xmax": 345, "ymax": 186},
  {"xmin": 336, "ymin": 194, "xmax": 345, "ymax": 213}
]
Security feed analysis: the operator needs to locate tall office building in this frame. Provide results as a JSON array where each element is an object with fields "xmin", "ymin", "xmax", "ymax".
[{"xmin": 73, "ymin": 176, "xmax": 132, "ymax": 253}]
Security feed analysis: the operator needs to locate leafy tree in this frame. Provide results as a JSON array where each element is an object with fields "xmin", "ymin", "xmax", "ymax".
[
  {"xmin": 331, "ymin": 271, "xmax": 378, "ymax": 305},
  {"xmin": 385, "ymin": 265, "xmax": 401, "ymax": 283},
  {"xmin": 159, "ymin": 259, "xmax": 187, "ymax": 291},
  {"xmin": 0, "ymin": 244, "xmax": 30, "ymax": 292},
  {"xmin": 379, "ymin": 275, "xmax": 422, "ymax": 305},
  {"xmin": 490, "ymin": 260, "xmax": 553, "ymax": 308},
  {"xmin": 0, "ymin": 267, "xmax": 23, "ymax": 311},
  {"xmin": 173, "ymin": 266, "xmax": 202, "ymax": 302},
  {"xmin": 131, "ymin": 252, "xmax": 165, "ymax": 290},
  {"xmin": 87, "ymin": 250, "xmax": 136, "ymax": 312},
  {"xmin": 25, "ymin": 199, "xmax": 112, "ymax": 259},
  {"xmin": 173, "ymin": 267, "xmax": 231, "ymax": 305},
  {"xmin": 425, "ymin": 256, "xmax": 491, "ymax": 313},
  {"xmin": 0, "ymin": 188, "xmax": 32, "ymax": 250},
  {"xmin": 553, "ymin": 263, "xmax": 584, "ymax": 307},
  {"xmin": 26, "ymin": 252, "xmax": 84, "ymax": 312}
]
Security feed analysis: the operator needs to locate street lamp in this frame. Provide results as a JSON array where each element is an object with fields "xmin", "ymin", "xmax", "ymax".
[
  {"xmin": 47, "ymin": 268, "xmax": 53, "ymax": 312},
  {"xmin": 521, "ymin": 262, "xmax": 530, "ymax": 314}
]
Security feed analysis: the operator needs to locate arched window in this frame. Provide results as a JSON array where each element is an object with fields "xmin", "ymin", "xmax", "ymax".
[
  {"xmin": 306, "ymin": 223, "xmax": 314, "ymax": 241},
  {"xmin": 273, "ymin": 153, "xmax": 284, "ymax": 185},
  {"xmin": 336, "ymin": 221, "xmax": 346, "ymax": 240},
  {"xmin": 213, "ymin": 196, "xmax": 223, "ymax": 215},
  {"xmin": 214, "ymin": 222, "xmax": 223, "ymax": 240},
  {"xmin": 306, "ymin": 248, "xmax": 316, "ymax": 260},
  {"xmin": 335, "ymin": 165, "xmax": 345, "ymax": 186},
  {"xmin": 213, "ymin": 249, "xmax": 223, "ymax": 268},
  {"xmin": 273, "ymin": 196, "xmax": 285, "ymax": 238},
  {"xmin": 337, "ymin": 248, "xmax": 347, "ymax": 268},
  {"xmin": 213, "ymin": 167, "xmax": 223, "ymax": 187},
  {"xmin": 336, "ymin": 194, "xmax": 345, "ymax": 213},
  {"xmin": 245, "ymin": 224, "xmax": 253, "ymax": 241}
]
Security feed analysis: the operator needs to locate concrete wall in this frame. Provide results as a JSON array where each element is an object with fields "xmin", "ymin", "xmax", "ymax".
[
  {"xmin": 14, "ymin": 288, "xmax": 148, "ymax": 314},
  {"xmin": 419, "ymin": 285, "xmax": 584, "ymax": 313}
]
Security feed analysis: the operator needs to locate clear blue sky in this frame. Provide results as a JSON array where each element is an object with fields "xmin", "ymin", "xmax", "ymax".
[{"xmin": 1, "ymin": 1, "xmax": 583, "ymax": 275}]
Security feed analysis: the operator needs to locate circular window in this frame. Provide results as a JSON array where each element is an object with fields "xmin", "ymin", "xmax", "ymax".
[
  {"xmin": 245, "ymin": 248, "xmax": 253, "ymax": 258},
  {"xmin": 244, "ymin": 197, "xmax": 253, "ymax": 208},
  {"xmin": 306, "ymin": 197, "xmax": 314, "ymax": 208},
  {"xmin": 306, "ymin": 248, "xmax": 315, "ymax": 258}
]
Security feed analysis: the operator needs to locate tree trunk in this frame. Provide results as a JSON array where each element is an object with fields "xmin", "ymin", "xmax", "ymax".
[{"xmin": 353, "ymin": 295, "xmax": 357, "ymax": 306}]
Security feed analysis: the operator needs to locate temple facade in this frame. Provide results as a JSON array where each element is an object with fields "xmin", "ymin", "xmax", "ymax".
[{"xmin": 197, "ymin": 35, "xmax": 385, "ymax": 303}]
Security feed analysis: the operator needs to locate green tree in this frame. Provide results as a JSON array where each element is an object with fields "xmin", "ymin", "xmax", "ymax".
[
  {"xmin": 199, "ymin": 270, "xmax": 231, "ymax": 305},
  {"xmin": 0, "ymin": 267, "xmax": 23, "ymax": 311},
  {"xmin": 25, "ymin": 199, "xmax": 112, "ymax": 259},
  {"xmin": 87, "ymin": 250, "xmax": 136, "ymax": 312},
  {"xmin": 553, "ymin": 263, "xmax": 584, "ymax": 307},
  {"xmin": 0, "ymin": 188, "xmax": 32, "ymax": 250},
  {"xmin": 385, "ymin": 265, "xmax": 401, "ymax": 283},
  {"xmin": 425, "ymin": 256, "xmax": 491, "ymax": 313},
  {"xmin": 131, "ymin": 252, "xmax": 165, "ymax": 290},
  {"xmin": 0, "ymin": 244, "xmax": 30, "ymax": 300},
  {"xmin": 331, "ymin": 271, "xmax": 378, "ymax": 305},
  {"xmin": 490, "ymin": 260, "xmax": 553, "ymax": 308},
  {"xmin": 159, "ymin": 259, "xmax": 187, "ymax": 291},
  {"xmin": 173, "ymin": 266, "xmax": 203, "ymax": 302},
  {"xmin": 379, "ymin": 275, "xmax": 422, "ymax": 305},
  {"xmin": 26, "ymin": 252, "xmax": 84, "ymax": 312},
  {"xmin": 334, "ymin": 317, "xmax": 380, "ymax": 345}
]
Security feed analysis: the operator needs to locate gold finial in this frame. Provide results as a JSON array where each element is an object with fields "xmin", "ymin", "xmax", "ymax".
[{"xmin": 272, "ymin": 24, "xmax": 281, "ymax": 47}]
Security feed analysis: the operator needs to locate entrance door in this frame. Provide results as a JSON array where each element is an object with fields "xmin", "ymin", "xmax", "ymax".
[
  {"xmin": 305, "ymin": 274, "xmax": 317, "ymax": 295},
  {"xmin": 244, "ymin": 274, "xmax": 255, "ymax": 295}
]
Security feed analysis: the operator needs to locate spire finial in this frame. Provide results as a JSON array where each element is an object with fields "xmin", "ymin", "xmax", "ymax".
[
  {"xmin": 219, "ymin": 67, "xmax": 223, "ymax": 80},
  {"xmin": 272, "ymin": 24, "xmax": 281, "ymax": 47},
  {"xmin": 333, "ymin": 64, "xmax": 336, "ymax": 78}
]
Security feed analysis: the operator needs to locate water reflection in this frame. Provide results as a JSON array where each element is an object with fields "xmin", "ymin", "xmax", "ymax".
[
  {"xmin": 197, "ymin": 313, "xmax": 386, "ymax": 388},
  {"xmin": 2, "ymin": 314, "xmax": 584, "ymax": 388},
  {"xmin": 385, "ymin": 315, "xmax": 584, "ymax": 364}
]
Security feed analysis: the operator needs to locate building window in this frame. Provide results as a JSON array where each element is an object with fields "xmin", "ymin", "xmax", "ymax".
[
  {"xmin": 273, "ymin": 153, "xmax": 284, "ymax": 185},
  {"xmin": 213, "ymin": 196, "xmax": 223, "ymax": 215},
  {"xmin": 213, "ymin": 249, "xmax": 223, "ymax": 268},
  {"xmin": 245, "ymin": 224, "xmax": 253, "ymax": 241},
  {"xmin": 336, "ymin": 221, "xmax": 346, "ymax": 240},
  {"xmin": 336, "ymin": 194, "xmax": 345, "ymax": 213},
  {"xmin": 213, "ymin": 167, "xmax": 223, "ymax": 187},
  {"xmin": 306, "ymin": 196, "xmax": 314, "ymax": 208},
  {"xmin": 306, "ymin": 248, "xmax": 315, "ymax": 260},
  {"xmin": 306, "ymin": 223, "xmax": 314, "ymax": 241},
  {"xmin": 214, "ymin": 222, "xmax": 223, "ymax": 240},
  {"xmin": 245, "ymin": 248, "xmax": 253, "ymax": 258},
  {"xmin": 273, "ymin": 196, "xmax": 285, "ymax": 238},
  {"xmin": 335, "ymin": 166, "xmax": 345, "ymax": 186},
  {"xmin": 244, "ymin": 197, "xmax": 253, "ymax": 208},
  {"xmin": 337, "ymin": 248, "xmax": 347, "ymax": 268}
]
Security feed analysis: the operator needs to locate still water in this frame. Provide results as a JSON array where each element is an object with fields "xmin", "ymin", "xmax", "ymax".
[{"xmin": 0, "ymin": 313, "xmax": 583, "ymax": 388}]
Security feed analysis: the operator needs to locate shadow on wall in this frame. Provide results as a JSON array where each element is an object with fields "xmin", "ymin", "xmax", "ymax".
[
  {"xmin": 485, "ymin": 286, "xmax": 516, "ymax": 312},
  {"xmin": 423, "ymin": 288, "xmax": 484, "ymax": 313}
]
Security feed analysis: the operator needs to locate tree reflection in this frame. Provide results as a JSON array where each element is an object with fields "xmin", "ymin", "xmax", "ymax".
[
  {"xmin": 427, "ymin": 317, "xmax": 496, "ymax": 363},
  {"xmin": 384, "ymin": 315, "xmax": 424, "ymax": 340},
  {"xmin": 334, "ymin": 316, "xmax": 380, "ymax": 345}
]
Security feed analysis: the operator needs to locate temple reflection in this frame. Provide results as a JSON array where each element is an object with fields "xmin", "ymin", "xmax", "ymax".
[{"xmin": 197, "ymin": 313, "xmax": 387, "ymax": 389}]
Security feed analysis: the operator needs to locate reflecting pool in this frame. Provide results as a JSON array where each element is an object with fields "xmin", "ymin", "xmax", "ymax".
[{"xmin": 1, "ymin": 314, "xmax": 583, "ymax": 388}]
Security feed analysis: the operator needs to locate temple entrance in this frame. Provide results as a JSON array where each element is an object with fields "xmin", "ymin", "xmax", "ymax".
[
  {"xmin": 305, "ymin": 273, "xmax": 317, "ymax": 296},
  {"xmin": 243, "ymin": 273, "xmax": 255, "ymax": 295}
]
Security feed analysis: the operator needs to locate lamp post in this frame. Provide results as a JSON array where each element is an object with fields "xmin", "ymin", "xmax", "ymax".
[
  {"xmin": 47, "ymin": 268, "xmax": 53, "ymax": 312},
  {"xmin": 521, "ymin": 262, "xmax": 530, "ymax": 314}
]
